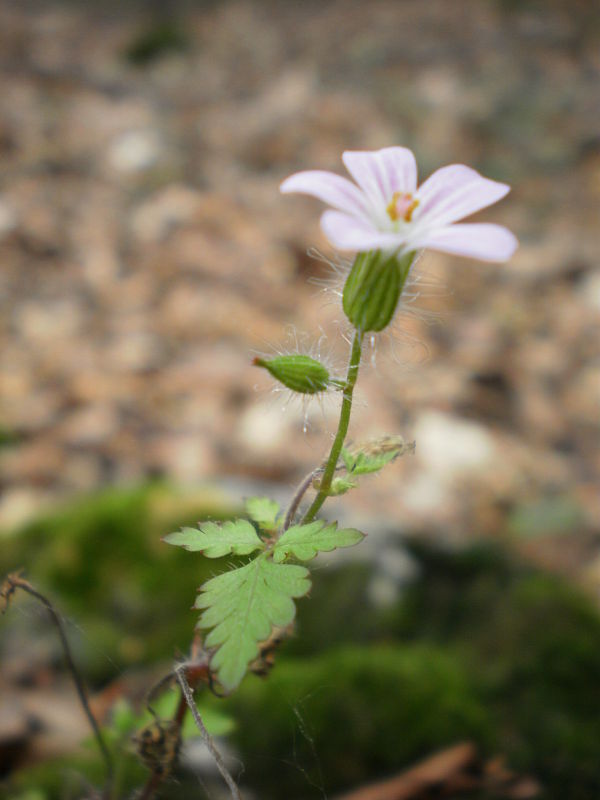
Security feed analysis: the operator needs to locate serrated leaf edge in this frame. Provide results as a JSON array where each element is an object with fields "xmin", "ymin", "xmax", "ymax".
[
  {"xmin": 194, "ymin": 555, "xmax": 311, "ymax": 690},
  {"xmin": 273, "ymin": 520, "xmax": 365, "ymax": 563},
  {"xmin": 162, "ymin": 518, "xmax": 264, "ymax": 558}
]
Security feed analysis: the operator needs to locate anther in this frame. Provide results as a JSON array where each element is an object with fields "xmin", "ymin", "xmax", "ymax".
[{"xmin": 386, "ymin": 192, "xmax": 419, "ymax": 223}]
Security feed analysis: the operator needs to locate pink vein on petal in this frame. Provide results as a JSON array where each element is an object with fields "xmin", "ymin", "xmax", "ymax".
[
  {"xmin": 416, "ymin": 223, "xmax": 518, "ymax": 262},
  {"xmin": 280, "ymin": 170, "xmax": 369, "ymax": 219},
  {"xmin": 342, "ymin": 151, "xmax": 393, "ymax": 210},
  {"xmin": 417, "ymin": 165, "xmax": 510, "ymax": 227},
  {"xmin": 378, "ymin": 147, "xmax": 418, "ymax": 195},
  {"xmin": 320, "ymin": 210, "xmax": 406, "ymax": 252}
]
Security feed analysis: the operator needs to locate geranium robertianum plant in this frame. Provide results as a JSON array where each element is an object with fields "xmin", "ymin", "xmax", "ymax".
[{"xmin": 165, "ymin": 147, "xmax": 517, "ymax": 694}]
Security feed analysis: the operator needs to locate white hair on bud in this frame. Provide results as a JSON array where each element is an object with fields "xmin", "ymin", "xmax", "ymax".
[
  {"xmin": 250, "ymin": 326, "xmax": 344, "ymax": 435},
  {"xmin": 304, "ymin": 247, "xmax": 449, "ymax": 373}
]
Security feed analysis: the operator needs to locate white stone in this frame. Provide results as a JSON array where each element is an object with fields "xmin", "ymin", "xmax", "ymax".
[
  {"xmin": 400, "ymin": 471, "xmax": 450, "ymax": 513},
  {"xmin": 0, "ymin": 489, "xmax": 54, "ymax": 531},
  {"xmin": 413, "ymin": 410, "xmax": 496, "ymax": 478},
  {"xmin": 237, "ymin": 400, "xmax": 291, "ymax": 454},
  {"xmin": 376, "ymin": 546, "xmax": 419, "ymax": 583},
  {"xmin": 579, "ymin": 270, "xmax": 600, "ymax": 312},
  {"xmin": 107, "ymin": 129, "xmax": 161, "ymax": 173}
]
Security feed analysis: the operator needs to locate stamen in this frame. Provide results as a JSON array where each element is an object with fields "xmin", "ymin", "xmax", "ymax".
[{"xmin": 386, "ymin": 191, "xmax": 419, "ymax": 223}]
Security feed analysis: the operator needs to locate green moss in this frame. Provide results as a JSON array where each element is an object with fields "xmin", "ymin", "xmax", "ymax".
[
  {"xmin": 385, "ymin": 541, "xmax": 600, "ymax": 799},
  {"xmin": 218, "ymin": 540, "xmax": 600, "ymax": 799},
  {"xmin": 218, "ymin": 644, "xmax": 489, "ymax": 798},
  {"xmin": 0, "ymin": 483, "xmax": 240, "ymax": 680},
  {"xmin": 124, "ymin": 21, "xmax": 189, "ymax": 66},
  {"xmin": 468, "ymin": 573, "xmax": 600, "ymax": 798},
  {"xmin": 0, "ymin": 424, "xmax": 18, "ymax": 448},
  {"xmin": 4, "ymin": 494, "xmax": 600, "ymax": 799},
  {"xmin": 288, "ymin": 561, "xmax": 376, "ymax": 655},
  {"xmin": 1, "ymin": 749, "xmax": 146, "ymax": 800}
]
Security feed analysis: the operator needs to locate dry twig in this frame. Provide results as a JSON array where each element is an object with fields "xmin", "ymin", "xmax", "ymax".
[
  {"xmin": 1, "ymin": 571, "xmax": 114, "ymax": 796},
  {"xmin": 175, "ymin": 664, "xmax": 242, "ymax": 800}
]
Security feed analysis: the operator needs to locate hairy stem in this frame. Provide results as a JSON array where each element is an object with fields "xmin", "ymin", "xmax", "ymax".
[
  {"xmin": 302, "ymin": 330, "xmax": 363, "ymax": 523},
  {"xmin": 175, "ymin": 666, "xmax": 242, "ymax": 800},
  {"xmin": 282, "ymin": 467, "xmax": 321, "ymax": 532}
]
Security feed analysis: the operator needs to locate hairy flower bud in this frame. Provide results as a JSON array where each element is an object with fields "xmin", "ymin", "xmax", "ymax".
[
  {"xmin": 253, "ymin": 354, "xmax": 334, "ymax": 394},
  {"xmin": 342, "ymin": 249, "xmax": 415, "ymax": 333}
]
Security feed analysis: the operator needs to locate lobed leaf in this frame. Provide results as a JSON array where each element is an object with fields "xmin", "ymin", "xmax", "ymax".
[
  {"xmin": 245, "ymin": 496, "xmax": 280, "ymax": 529},
  {"xmin": 273, "ymin": 520, "xmax": 365, "ymax": 563},
  {"xmin": 195, "ymin": 555, "xmax": 310, "ymax": 690},
  {"xmin": 163, "ymin": 518, "xmax": 264, "ymax": 558}
]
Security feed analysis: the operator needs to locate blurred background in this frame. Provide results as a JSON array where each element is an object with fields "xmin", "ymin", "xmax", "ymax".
[{"xmin": 0, "ymin": 0, "xmax": 599, "ymax": 798}]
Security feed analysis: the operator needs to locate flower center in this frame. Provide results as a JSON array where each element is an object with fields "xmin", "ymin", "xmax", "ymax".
[{"xmin": 386, "ymin": 191, "xmax": 419, "ymax": 223}]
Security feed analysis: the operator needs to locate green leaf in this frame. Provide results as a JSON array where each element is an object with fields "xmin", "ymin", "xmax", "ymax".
[
  {"xmin": 162, "ymin": 518, "xmax": 264, "ymax": 558},
  {"xmin": 273, "ymin": 520, "xmax": 365, "ymax": 563},
  {"xmin": 348, "ymin": 448, "xmax": 397, "ymax": 474},
  {"xmin": 195, "ymin": 555, "xmax": 310, "ymax": 690},
  {"xmin": 342, "ymin": 435, "xmax": 414, "ymax": 476},
  {"xmin": 342, "ymin": 447, "xmax": 357, "ymax": 472},
  {"xmin": 245, "ymin": 496, "xmax": 280, "ymax": 529}
]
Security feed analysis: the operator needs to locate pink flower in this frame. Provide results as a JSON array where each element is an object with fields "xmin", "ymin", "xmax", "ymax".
[{"xmin": 280, "ymin": 147, "xmax": 517, "ymax": 262}]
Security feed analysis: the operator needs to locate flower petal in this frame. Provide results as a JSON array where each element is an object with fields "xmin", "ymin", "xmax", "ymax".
[
  {"xmin": 416, "ymin": 165, "xmax": 510, "ymax": 227},
  {"xmin": 415, "ymin": 223, "xmax": 518, "ymax": 262},
  {"xmin": 378, "ymin": 147, "xmax": 418, "ymax": 194},
  {"xmin": 342, "ymin": 147, "xmax": 418, "ymax": 210},
  {"xmin": 280, "ymin": 170, "xmax": 368, "ymax": 218},
  {"xmin": 320, "ymin": 210, "xmax": 407, "ymax": 252}
]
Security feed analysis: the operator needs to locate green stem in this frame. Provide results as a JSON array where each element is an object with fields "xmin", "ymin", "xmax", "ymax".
[{"xmin": 302, "ymin": 330, "xmax": 363, "ymax": 522}]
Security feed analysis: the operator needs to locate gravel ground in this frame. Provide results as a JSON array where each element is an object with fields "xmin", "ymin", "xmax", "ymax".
[{"xmin": 0, "ymin": 0, "xmax": 599, "ymax": 577}]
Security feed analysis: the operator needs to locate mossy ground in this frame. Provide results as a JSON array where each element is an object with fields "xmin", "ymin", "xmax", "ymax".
[{"xmin": 2, "ymin": 487, "xmax": 600, "ymax": 798}]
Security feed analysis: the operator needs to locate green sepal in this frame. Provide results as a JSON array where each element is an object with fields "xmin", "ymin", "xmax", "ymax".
[
  {"xmin": 253, "ymin": 354, "xmax": 331, "ymax": 394},
  {"xmin": 342, "ymin": 250, "xmax": 414, "ymax": 332},
  {"xmin": 195, "ymin": 555, "xmax": 311, "ymax": 690},
  {"xmin": 328, "ymin": 476, "xmax": 359, "ymax": 496},
  {"xmin": 273, "ymin": 520, "xmax": 365, "ymax": 563},
  {"xmin": 162, "ymin": 518, "xmax": 264, "ymax": 558},
  {"xmin": 312, "ymin": 475, "xmax": 358, "ymax": 496}
]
